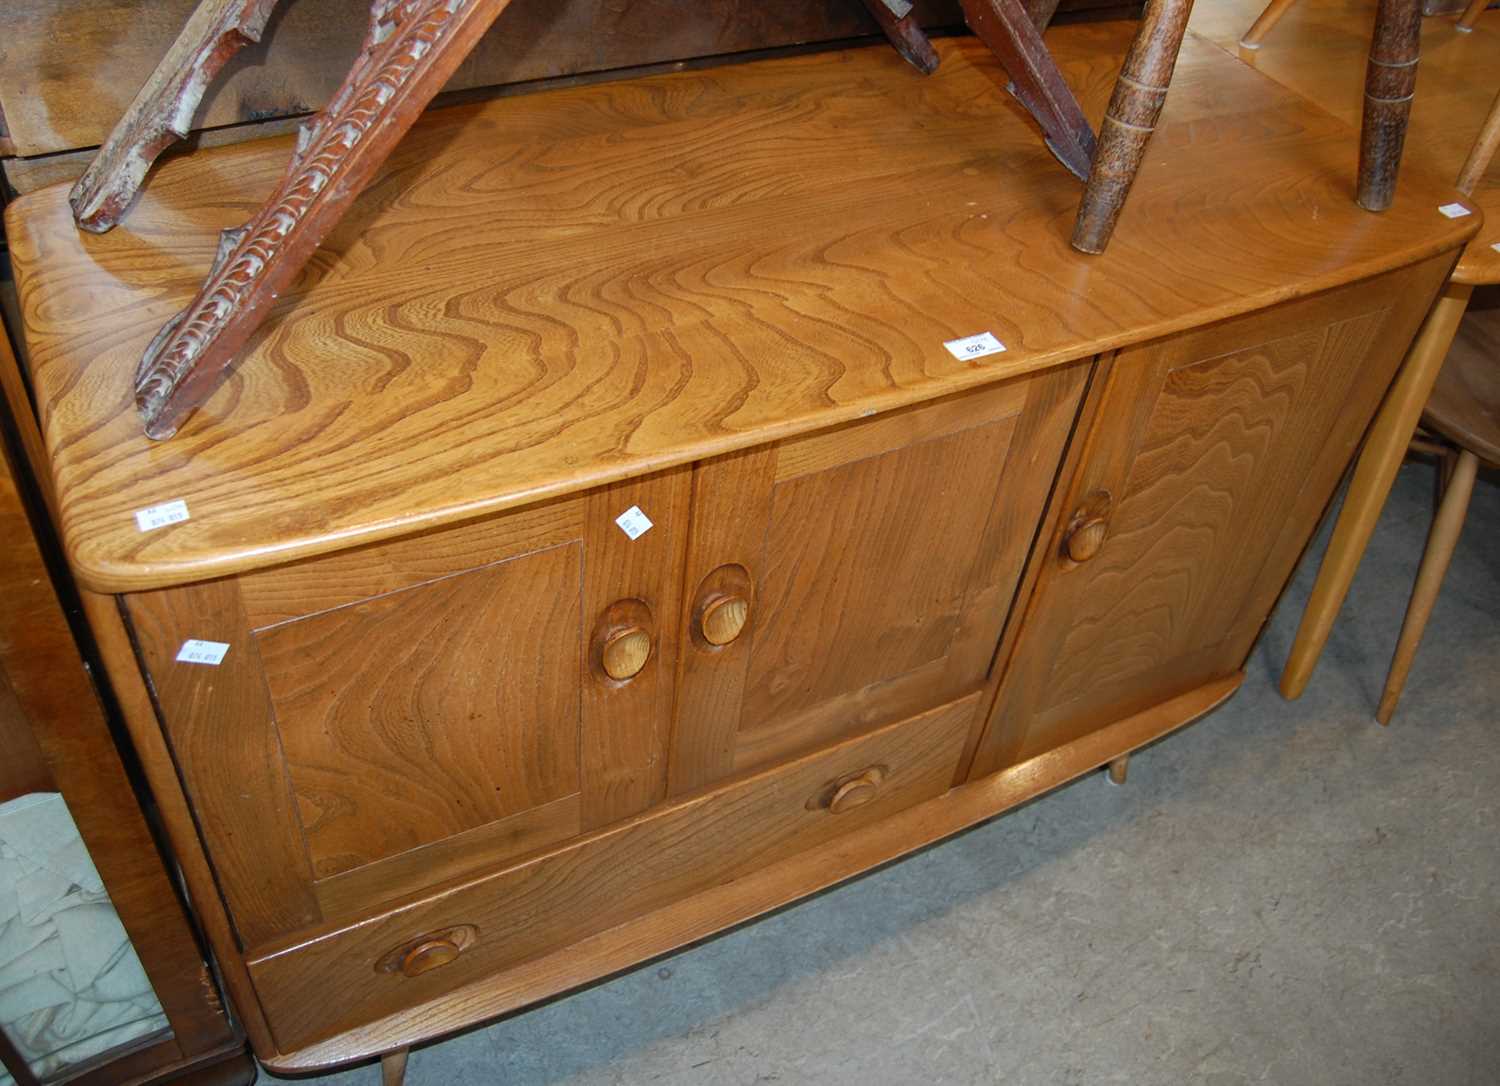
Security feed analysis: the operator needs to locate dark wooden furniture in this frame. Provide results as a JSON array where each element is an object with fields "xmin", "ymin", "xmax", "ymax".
[
  {"xmin": 1, "ymin": 19, "xmax": 1478, "ymax": 1085},
  {"xmin": 0, "ymin": 328, "xmax": 254, "ymax": 1084}
]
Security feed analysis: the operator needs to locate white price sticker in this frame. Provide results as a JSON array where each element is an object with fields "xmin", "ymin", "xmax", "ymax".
[
  {"xmin": 1438, "ymin": 202, "xmax": 1472, "ymax": 219},
  {"xmin": 614, "ymin": 505, "xmax": 654, "ymax": 541},
  {"xmin": 943, "ymin": 332, "xmax": 1007, "ymax": 361},
  {"xmin": 1491, "ymin": 242, "xmax": 1500, "ymax": 255},
  {"xmin": 176, "ymin": 639, "xmax": 230, "ymax": 666},
  {"xmin": 134, "ymin": 499, "xmax": 190, "ymax": 532}
]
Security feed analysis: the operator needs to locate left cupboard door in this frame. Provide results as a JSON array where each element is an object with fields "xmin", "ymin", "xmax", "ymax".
[{"xmin": 122, "ymin": 468, "xmax": 690, "ymax": 948}]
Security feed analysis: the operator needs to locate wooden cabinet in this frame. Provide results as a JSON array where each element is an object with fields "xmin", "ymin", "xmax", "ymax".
[
  {"xmin": 671, "ymin": 365, "xmax": 1088, "ymax": 791},
  {"xmin": 118, "ymin": 360, "xmax": 1086, "ymax": 956},
  {"xmin": 1, "ymin": 18, "xmax": 1478, "ymax": 1080},
  {"xmin": 969, "ymin": 266, "xmax": 1451, "ymax": 776},
  {"xmin": 125, "ymin": 469, "xmax": 694, "ymax": 940}
]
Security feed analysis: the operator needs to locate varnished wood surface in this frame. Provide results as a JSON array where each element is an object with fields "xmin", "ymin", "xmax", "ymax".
[
  {"xmin": 0, "ymin": 335, "xmax": 244, "ymax": 1062},
  {"xmin": 1190, "ymin": 0, "xmax": 1500, "ymax": 283},
  {"xmin": 124, "ymin": 467, "xmax": 692, "ymax": 940},
  {"xmin": 0, "ymin": 0, "xmax": 964, "ymax": 159},
  {"xmin": 246, "ymin": 694, "xmax": 978, "ymax": 1051},
  {"xmin": 969, "ymin": 255, "xmax": 1451, "ymax": 775},
  {"xmin": 1426, "ymin": 293, "xmax": 1500, "ymax": 461},
  {"xmin": 6, "ymin": 25, "xmax": 1478, "ymax": 593},
  {"xmin": 260, "ymin": 673, "xmax": 1240, "ymax": 1073}
]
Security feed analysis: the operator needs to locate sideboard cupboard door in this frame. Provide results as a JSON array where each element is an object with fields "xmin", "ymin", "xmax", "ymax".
[
  {"xmin": 968, "ymin": 258, "xmax": 1454, "ymax": 778},
  {"xmin": 123, "ymin": 469, "xmax": 690, "ymax": 945},
  {"xmin": 668, "ymin": 361, "xmax": 1090, "ymax": 793}
]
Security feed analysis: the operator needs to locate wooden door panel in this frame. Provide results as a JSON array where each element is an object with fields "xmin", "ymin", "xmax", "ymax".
[
  {"xmin": 258, "ymin": 544, "xmax": 584, "ymax": 880},
  {"xmin": 127, "ymin": 469, "xmax": 689, "ymax": 945},
  {"xmin": 670, "ymin": 363, "xmax": 1089, "ymax": 791},
  {"xmin": 969, "ymin": 260, "xmax": 1452, "ymax": 777},
  {"xmin": 741, "ymin": 418, "xmax": 1016, "ymax": 729}
]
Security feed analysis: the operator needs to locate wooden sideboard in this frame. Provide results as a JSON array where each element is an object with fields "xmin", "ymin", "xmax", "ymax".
[
  {"xmin": 0, "ymin": 18, "xmax": 1479, "ymax": 1079},
  {"xmin": 0, "ymin": 337, "xmax": 253, "ymax": 1083}
]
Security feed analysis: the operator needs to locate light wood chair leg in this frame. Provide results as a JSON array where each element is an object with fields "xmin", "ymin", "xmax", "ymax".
[
  {"xmin": 1358, "ymin": 0, "xmax": 1423, "ymax": 211},
  {"xmin": 1107, "ymin": 754, "xmax": 1129, "ymax": 784},
  {"xmin": 1457, "ymin": 0, "xmax": 1489, "ymax": 31},
  {"xmin": 381, "ymin": 1048, "xmax": 409, "ymax": 1086},
  {"xmin": 1070, "ymin": 0, "xmax": 1195, "ymax": 253},
  {"xmin": 1455, "ymin": 89, "xmax": 1500, "ymax": 194},
  {"xmin": 1375, "ymin": 449, "xmax": 1478, "ymax": 724},
  {"xmin": 1280, "ymin": 282, "xmax": 1473, "ymax": 699},
  {"xmin": 1239, "ymin": 0, "xmax": 1301, "ymax": 49}
]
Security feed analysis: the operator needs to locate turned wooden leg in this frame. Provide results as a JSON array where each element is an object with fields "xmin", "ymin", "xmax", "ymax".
[
  {"xmin": 1376, "ymin": 449, "xmax": 1478, "ymax": 724},
  {"xmin": 858, "ymin": 0, "xmax": 941, "ymax": 74},
  {"xmin": 1357, "ymin": 0, "xmax": 1423, "ymax": 211},
  {"xmin": 1107, "ymin": 755, "xmax": 1129, "ymax": 784},
  {"xmin": 69, "ymin": 0, "xmax": 286, "ymax": 232},
  {"xmin": 1280, "ymin": 282, "xmax": 1473, "ymax": 699},
  {"xmin": 381, "ymin": 1048, "xmax": 409, "ymax": 1086},
  {"xmin": 1070, "ymin": 0, "xmax": 1195, "ymax": 254},
  {"xmin": 1456, "ymin": 0, "xmax": 1489, "ymax": 31},
  {"xmin": 1239, "ymin": 0, "xmax": 1301, "ymax": 49}
]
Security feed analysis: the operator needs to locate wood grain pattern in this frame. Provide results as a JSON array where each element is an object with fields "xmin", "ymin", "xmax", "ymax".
[
  {"xmin": 0, "ymin": 410, "xmax": 243, "ymax": 1069},
  {"xmin": 579, "ymin": 469, "xmax": 691, "ymax": 828},
  {"xmin": 959, "ymin": 0, "xmax": 1098, "ymax": 179},
  {"xmin": 246, "ymin": 693, "xmax": 978, "ymax": 1052},
  {"xmin": 256, "ymin": 545, "xmax": 583, "ymax": 879},
  {"xmin": 671, "ymin": 365, "xmax": 1083, "ymax": 787},
  {"xmin": 133, "ymin": 0, "xmax": 524, "ymax": 439},
  {"xmin": 6, "ymin": 28, "xmax": 1479, "ymax": 592},
  {"xmin": 261, "ymin": 674, "xmax": 1238, "ymax": 1074},
  {"xmin": 238, "ymin": 495, "xmax": 581, "ymax": 629},
  {"xmin": 1189, "ymin": 0, "xmax": 1500, "ymax": 284},
  {"xmin": 75, "ymin": 585, "xmax": 280, "ymax": 1056},
  {"xmin": 0, "ymin": 0, "xmax": 965, "ymax": 158},
  {"xmin": 124, "ymin": 578, "xmax": 324, "ymax": 945},
  {"xmin": 667, "ymin": 447, "xmax": 776, "ymax": 796},
  {"xmin": 968, "ymin": 257, "xmax": 1451, "ymax": 776}
]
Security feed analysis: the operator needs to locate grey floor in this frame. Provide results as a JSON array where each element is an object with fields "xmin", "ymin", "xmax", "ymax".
[{"xmin": 265, "ymin": 458, "xmax": 1500, "ymax": 1086}]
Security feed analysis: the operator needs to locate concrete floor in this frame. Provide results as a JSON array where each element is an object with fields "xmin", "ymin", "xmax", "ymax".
[{"xmin": 265, "ymin": 457, "xmax": 1500, "ymax": 1086}]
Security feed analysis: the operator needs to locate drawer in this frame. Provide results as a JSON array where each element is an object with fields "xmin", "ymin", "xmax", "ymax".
[{"xmin": 247, "ymin": 691, "xmax": 979, "ymax": 1052}]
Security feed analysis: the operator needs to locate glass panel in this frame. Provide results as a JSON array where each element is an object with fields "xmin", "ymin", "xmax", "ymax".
[{"xmin": 0, "ymin": 793, "xmax": 170, "ymax": 1082}]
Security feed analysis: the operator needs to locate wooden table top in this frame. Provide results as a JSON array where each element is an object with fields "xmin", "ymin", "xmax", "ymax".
[
  {"xmin": 1191, "ymin": 0, "xmax": 1500, "ymax": 285},
  {"xmin": 5, "ymin": 22, "xmax": 1478, "ymax": 592}
]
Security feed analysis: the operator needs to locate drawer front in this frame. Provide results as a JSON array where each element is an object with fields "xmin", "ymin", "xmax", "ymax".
[{"xmin": 247, "ymin": 692, "xmax": 979, "ymax": 1051}]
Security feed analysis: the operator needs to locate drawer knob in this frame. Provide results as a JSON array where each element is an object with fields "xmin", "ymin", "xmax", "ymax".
[
  {"xmin": 1062, "ymin": 490, "xmax": 1113, "ymax": 565},
  {"xmin": 400, "ymin": 938, "xmax": 461, "ymax": 977},
  {"xmin": 828, "ymin": 767, "xmax": 886, "ymax": 814},
  {"xmin": 1065, "ymin": 517, "xmax": 1108, "ymax": 563},
  {"xmin": 602, "ymin": 626, "xmax": 652, "ymax": 681},
  {"xmin": 374, "ymin": 924, "xmax": 477, "ymax": 977},
  {"xmin": 701, "ymin": 595, "xmax": 750, "ymax": 646}
]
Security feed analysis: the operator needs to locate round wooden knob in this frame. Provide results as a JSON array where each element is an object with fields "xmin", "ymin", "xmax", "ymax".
[
  {"xmin": 701, "ymin": 595, "xmax": 750, "ymax": 646},
  {"xmin": 828, "ymin": 768, "xmax": 884, "ymax": 814},
  {"xmin": 602, "ymin": 626, "xmax": 652, "ymax": 681},
  {"xmin": 1065, "ymin": 517, "xmax": 1108, "ymax": 563},
  {"xmin": 400, "ymin": 938, "xmax": 461, "ymax": 977}
]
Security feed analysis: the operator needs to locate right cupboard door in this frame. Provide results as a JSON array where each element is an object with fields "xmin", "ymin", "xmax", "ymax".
[
  {"xmin": 668, "ymin": 361, "xmax": 1090, "ymax": 794},
  {"xmin": 969, "ymin": 259, "xmax": 1452, "ymax": 777}
]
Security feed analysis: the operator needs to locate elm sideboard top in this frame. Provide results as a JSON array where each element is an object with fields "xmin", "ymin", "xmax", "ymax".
[{"xmin": 5, "ymin": 23, "xmax": 1479, "ymax": 594}]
